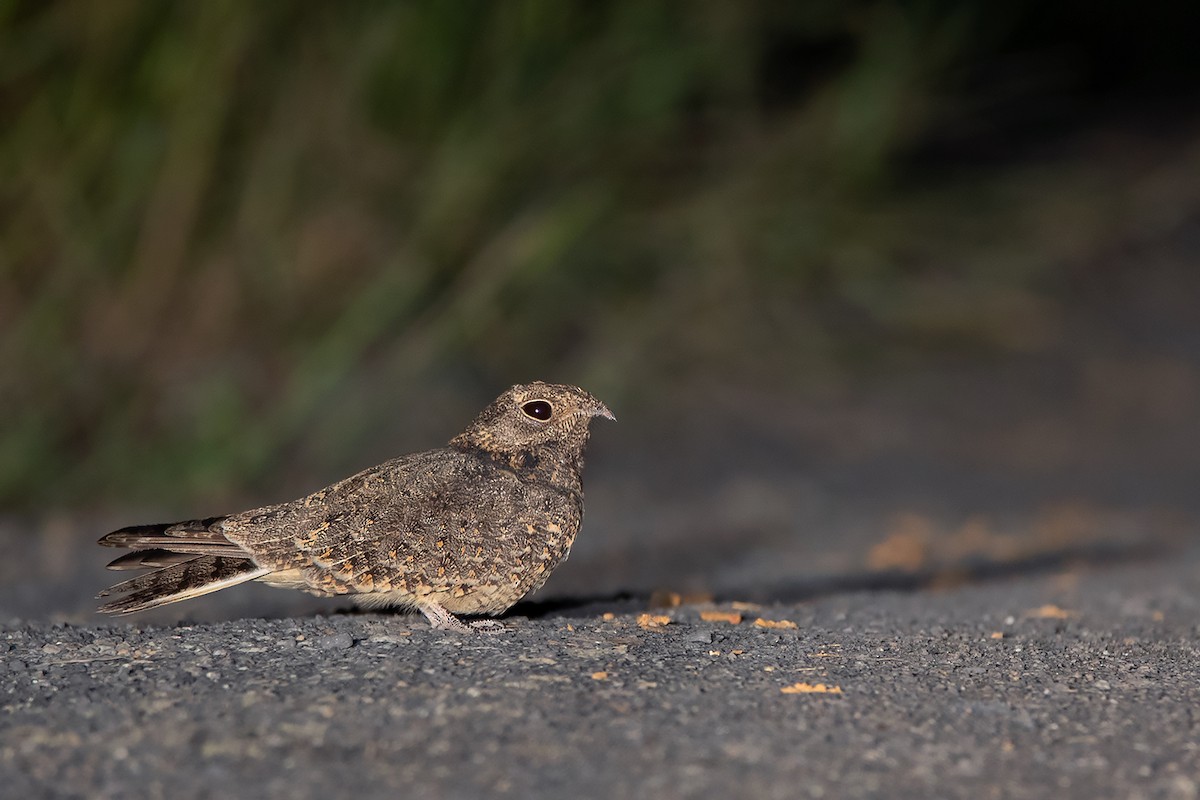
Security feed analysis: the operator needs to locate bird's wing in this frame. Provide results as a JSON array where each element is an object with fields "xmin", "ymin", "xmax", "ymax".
[{"xmin": 226, "ymin": 449, "xmax": 519, "ymax": 596}]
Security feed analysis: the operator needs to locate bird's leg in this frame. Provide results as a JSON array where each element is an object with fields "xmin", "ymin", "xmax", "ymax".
[
  {"xmin": 417, "ymin": 603, "xmax": 506, "ymax": 634},
  {"xmin": 417, "ymin": 602, "xmax": 471, "ymax": 632}
]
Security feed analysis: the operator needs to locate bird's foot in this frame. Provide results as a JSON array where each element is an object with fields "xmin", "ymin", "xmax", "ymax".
[
  {"xmin": 418, "ymin": 603, "xmax": 506, "ymax": 634},
  {"xmin": 467, "ymin": 619, "xmax": 507, "ymax": 634}
]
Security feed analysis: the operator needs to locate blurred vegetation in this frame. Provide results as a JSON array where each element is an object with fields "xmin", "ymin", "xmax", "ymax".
[{"xmin": 2, "ymin": 1, "xmax": 1199, "ymax": 510}]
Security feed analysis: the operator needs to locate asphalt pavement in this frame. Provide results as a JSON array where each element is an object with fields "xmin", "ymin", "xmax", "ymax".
[{"xmin": 3, "ymin": 540, "xmax": 1199, "ymax": 800}]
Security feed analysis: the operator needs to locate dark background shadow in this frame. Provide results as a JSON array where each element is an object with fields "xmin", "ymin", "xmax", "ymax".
[{"xmin": 2, "ymin": 3, "xmax": 1199, "ymax": 623}]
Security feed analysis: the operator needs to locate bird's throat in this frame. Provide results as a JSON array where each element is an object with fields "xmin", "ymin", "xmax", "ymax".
[{"xmin": 464, "ymin": 441, "xmax": 586, "ymax": 493}]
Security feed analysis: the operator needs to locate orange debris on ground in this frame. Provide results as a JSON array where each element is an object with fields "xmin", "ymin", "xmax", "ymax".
[
  {"xmin": 867, "ymin": 512, "xmax": 934, "ymax": 572},
  {"xmin": 591, "ymin": 671, "xmax": 608, "ymax": 680},
  {"xmin": 637, "ymin": 613, "xmax": 672, "ymax": 629},
  {"xmin": 729, "ymin": 601, "xmax": 762, "ymax": 611},
  {"xmin": 648, "ymin": 590, "xmax": 682, "ymax": 608},
  {"xmin": 1025, "ymin": 604, "xmax": 1076, "ymax": 619},
  {"xmin": 754, "ymin": 618, "xmax": 798, "ymax": 630},
  {"xmin": 781, "ymin": 682, "xmax": 843, "ymax": 694},
  {"xmin": 700, "ymin": 611, "xmax": 743, "ymax": 624}
]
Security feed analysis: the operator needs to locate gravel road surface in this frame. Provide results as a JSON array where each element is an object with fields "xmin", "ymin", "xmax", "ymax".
[{"xmin": 4, "ymin": 542, "xmax": 1199, "ymax": 800}]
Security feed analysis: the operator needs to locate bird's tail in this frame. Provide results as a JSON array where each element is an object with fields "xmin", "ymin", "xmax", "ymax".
[{"xmin": 97, "ymin": 518, "xmax": 268, "ymax": 614}]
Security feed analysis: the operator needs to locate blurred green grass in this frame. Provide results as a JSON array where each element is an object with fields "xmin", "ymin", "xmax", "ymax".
[{"xmin": 2, "ymin": 1, "xmax": 1198, "ymax": 510}]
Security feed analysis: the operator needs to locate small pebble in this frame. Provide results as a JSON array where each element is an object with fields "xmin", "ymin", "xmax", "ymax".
[{"xmin": 318, "ymin": 632, "xmax": 354, "ymax": 651}]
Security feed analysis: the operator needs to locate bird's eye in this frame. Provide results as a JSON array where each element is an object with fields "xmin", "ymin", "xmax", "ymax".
[{"xmin": 521, "ymin": 400, "xmax": 553, "ymax": 421}]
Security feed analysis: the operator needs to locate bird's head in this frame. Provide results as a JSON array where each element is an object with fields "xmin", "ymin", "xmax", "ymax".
[{"xmin": 450, "ymin": 381, "xmax": 615, "ymax": 459}]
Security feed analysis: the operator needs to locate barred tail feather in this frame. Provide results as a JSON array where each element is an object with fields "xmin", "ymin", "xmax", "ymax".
[
  {"xmin": 97, "ymin": 555, "xmax": 269, "ymax": 614},
  {"xmin": 105, "ymin": 549, "xmax": 207, "ymax": 571},
  {"xmin": 98, "ymin": 516, "xmax": 238, "ymax": 557}
]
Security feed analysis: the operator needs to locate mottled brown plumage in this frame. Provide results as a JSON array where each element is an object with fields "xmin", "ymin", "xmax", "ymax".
[{"xmin": 98, "ymin": 382, "xmax": 614, "ymax": 632}]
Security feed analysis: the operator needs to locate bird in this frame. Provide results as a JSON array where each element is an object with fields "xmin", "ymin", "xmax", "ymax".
[{"xmin": 97, "ymin": 381, "xmax": 614, "ymax": 632}]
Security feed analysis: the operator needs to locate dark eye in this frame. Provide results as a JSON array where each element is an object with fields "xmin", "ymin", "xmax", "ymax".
[{"xmin": 521, "ymin": 400, "xmax": 553, "ymax": 421}]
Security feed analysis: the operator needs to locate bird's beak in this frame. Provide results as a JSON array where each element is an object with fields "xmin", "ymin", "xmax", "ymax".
[{"xmin": 591, "ymin": 402, "xmax": 616, "ymax": 422}]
